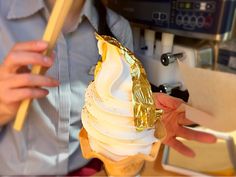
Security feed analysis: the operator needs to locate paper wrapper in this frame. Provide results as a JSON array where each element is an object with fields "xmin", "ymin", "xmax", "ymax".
[
  {"xmin": 79, "ymin": 128, "xmax": 161, "ymax": 177},
  {"xmin": 178, "ymin": 60, "xmax": 236, "ymax": 131}
]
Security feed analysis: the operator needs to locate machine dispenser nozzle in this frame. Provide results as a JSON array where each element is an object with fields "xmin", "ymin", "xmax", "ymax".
[
  {"xmin": 160, "ymin": 52, "xmax": 184, "ymax": 66},
  {"xmin": 157, "ymin": 82, "xmax": 182, "ymax": 94}
]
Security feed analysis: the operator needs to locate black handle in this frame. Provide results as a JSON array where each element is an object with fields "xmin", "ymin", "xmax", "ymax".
[
  {"xmin": 157, "ymin": 82, "xmax": 182, "ymax": 94},
  {"xmin": 160, "ymin": 52, "xmax": 184, "ymax": 66}
]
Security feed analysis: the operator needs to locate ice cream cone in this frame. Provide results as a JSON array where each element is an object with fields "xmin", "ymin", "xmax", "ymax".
[{"xmin": 79, "ymin": 128, "xmax": 162, "ymax": 177}]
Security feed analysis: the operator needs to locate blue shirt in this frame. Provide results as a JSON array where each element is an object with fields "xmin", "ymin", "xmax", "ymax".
[{"xmin": 0, "ymin": 0, "xmax": 133, "ymax": 175}]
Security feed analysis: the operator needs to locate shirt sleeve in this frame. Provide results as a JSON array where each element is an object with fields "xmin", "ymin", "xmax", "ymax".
[{"xmin": 107, "ymin": 9, "xmax": 134, "ymax": 52}]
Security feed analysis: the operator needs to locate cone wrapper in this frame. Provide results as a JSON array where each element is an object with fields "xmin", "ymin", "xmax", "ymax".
[{"xmin": 79, "ymin": 128, "xmax": 162, "ymax": 176}]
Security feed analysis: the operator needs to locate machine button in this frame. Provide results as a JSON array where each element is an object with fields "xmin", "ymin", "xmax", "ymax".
[
  {"xmin": 205, "ymin": 16, "xmax": 213, "ymax": 28},
  {"xmin": 176, "ymin": 15, "xmax": 183, "ymax": 25},
  {"xmin": 197, "ymin": 16, "xmax": 205, "ymax": 28},
  {"xmin": 190, "ymin": 16, "xmax": 197, "ymax": 27},
  {"xmin": 183, "ymin": 15, "xmax": 189, "ymax": 25},
  {"xmin": 200, "ymin": 2, "xmax": 207, "ymax": 11},
  {"xmin": 153, "ymin": 12, "xmax": 160, "ymax": 19},
  {"xmin": 160, "ymin": 13, "xmax": 167, "ymax": 21},
  {"xmin": 206, "ymin": 3, "xmax": 215, "ymax": 11},
  {"xmin": 206, "ymin": 3, "xmax": 212, "ymax": 10}
]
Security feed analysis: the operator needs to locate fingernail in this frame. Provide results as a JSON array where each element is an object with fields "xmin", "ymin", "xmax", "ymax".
[
  {"xmin": 53, "ymin": 80, "xmax": 60, "ymax": 85},
  {"xmin": 189, "ymin": 151, "xmax": 196, "ymax": 158},
  {"xmin": 45, "ymin": 90, "xmax": 49, "ymax": 95},
  {"xmin": 43, "ymin": 56, "xmax": 52, "ymax": 64},
  {"xmin": 211, "ymin": 136, "xmax": 217, "ymax": 143},
  {"xmin": 37, "ymin": 41, "xmax": 48, "ymax": 48}
]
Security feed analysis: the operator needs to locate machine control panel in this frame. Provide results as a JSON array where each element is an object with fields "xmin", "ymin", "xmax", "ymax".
[
  {"xmin": 108, "ymin": 0, "xmax": 236, "ymax": 41},
  {"xmin": 169, "ymin": 1, "xmax": 216, "ymax": 31}
]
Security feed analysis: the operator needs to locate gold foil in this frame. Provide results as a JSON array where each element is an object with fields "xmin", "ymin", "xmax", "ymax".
[{"xmin": 95, "ymin": 34, "xmax": 164, "ymax": 133}]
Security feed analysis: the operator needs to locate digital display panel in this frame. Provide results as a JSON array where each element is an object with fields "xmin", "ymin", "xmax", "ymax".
[{"xmin": 178, "ymin": 2, "xmax": 193, "ymax": 9}]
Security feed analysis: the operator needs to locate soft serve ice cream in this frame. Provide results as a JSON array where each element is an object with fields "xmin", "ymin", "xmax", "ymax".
[{"xmin": 81, "ymin": 34, "xmax": 161, "ymax": 161}]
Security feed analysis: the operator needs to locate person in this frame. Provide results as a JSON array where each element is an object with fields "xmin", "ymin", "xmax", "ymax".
[{"xmin": 0, "ymin": 0, "xmax": 216, "ymax": 175}]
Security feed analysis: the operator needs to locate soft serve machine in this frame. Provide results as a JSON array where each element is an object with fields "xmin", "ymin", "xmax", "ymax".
[
  {"xmin": 107, "ymin": 0, "xmax": 236, "ymax": 100},
  {"xmin": 107, "ymin": 0, "xmax": 236, "ymax": 175}
]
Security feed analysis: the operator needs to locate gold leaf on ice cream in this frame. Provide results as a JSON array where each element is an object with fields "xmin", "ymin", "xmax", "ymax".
[
  {"xmin": 94, "ymin": 42, "xmax": 107, "ymax": 79},
  {"xmin": 94, "ymin": 33, "xmax": 164, "ymax": 132}
]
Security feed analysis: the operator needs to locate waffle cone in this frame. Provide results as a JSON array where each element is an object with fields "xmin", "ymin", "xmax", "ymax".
[{"xmin": 79, "ymin": 128, "xmax": 161, "ymax": 176}]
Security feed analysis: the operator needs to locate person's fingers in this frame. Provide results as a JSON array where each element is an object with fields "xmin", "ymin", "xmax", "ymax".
[
  {"xmin": 177, "ymin": 112, "xmax": 195, "ymax": 125},
  {"xmin": 3, "ymin": 51, "xmax": 53, "ymax": 73},
  {"xmin": 153, "ymin": 93, "xmax": 183, "ymax": 111},
  {"xmin": 167, "ymin": 138, "xmax": 195, "ymax": 157},
  {"xmin": 177, "ymin": 126, "xmax": 217, "ymax": 143},
  {"xmin": 7, "ymin": 74, "xmax": 60, "ymax": 88},
  {"xmin": 12, "ymin": 40, "xmax": 48, "ymax": 52},
  {"xmin": 5, "ymin": 88, "xmax": 49, "ymax": 103}
]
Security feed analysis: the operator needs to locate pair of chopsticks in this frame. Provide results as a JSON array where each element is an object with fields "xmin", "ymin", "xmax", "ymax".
[{"xmin": 14, "ymin": 0, "xmax": 74, "ymax": 131}]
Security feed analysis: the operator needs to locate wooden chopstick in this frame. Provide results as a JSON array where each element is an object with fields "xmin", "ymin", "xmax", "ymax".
[{"xmin": 13, "ymin": 0, "xmax": 74, "ymax": 131}]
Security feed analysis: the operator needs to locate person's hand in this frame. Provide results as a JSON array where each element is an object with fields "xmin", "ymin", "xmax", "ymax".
[
  {"xmin": 153, "ymin": 93, "xmax": 217, "ymax": 157},
  {"xmin": 0, "ymin": 41, "xmax": 59, "ymax": 126}
]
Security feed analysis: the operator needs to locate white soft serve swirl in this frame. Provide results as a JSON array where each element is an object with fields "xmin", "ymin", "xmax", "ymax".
[{"xmin": 81, "ymin": 39, "xmax": 158, "ymax": 161}]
